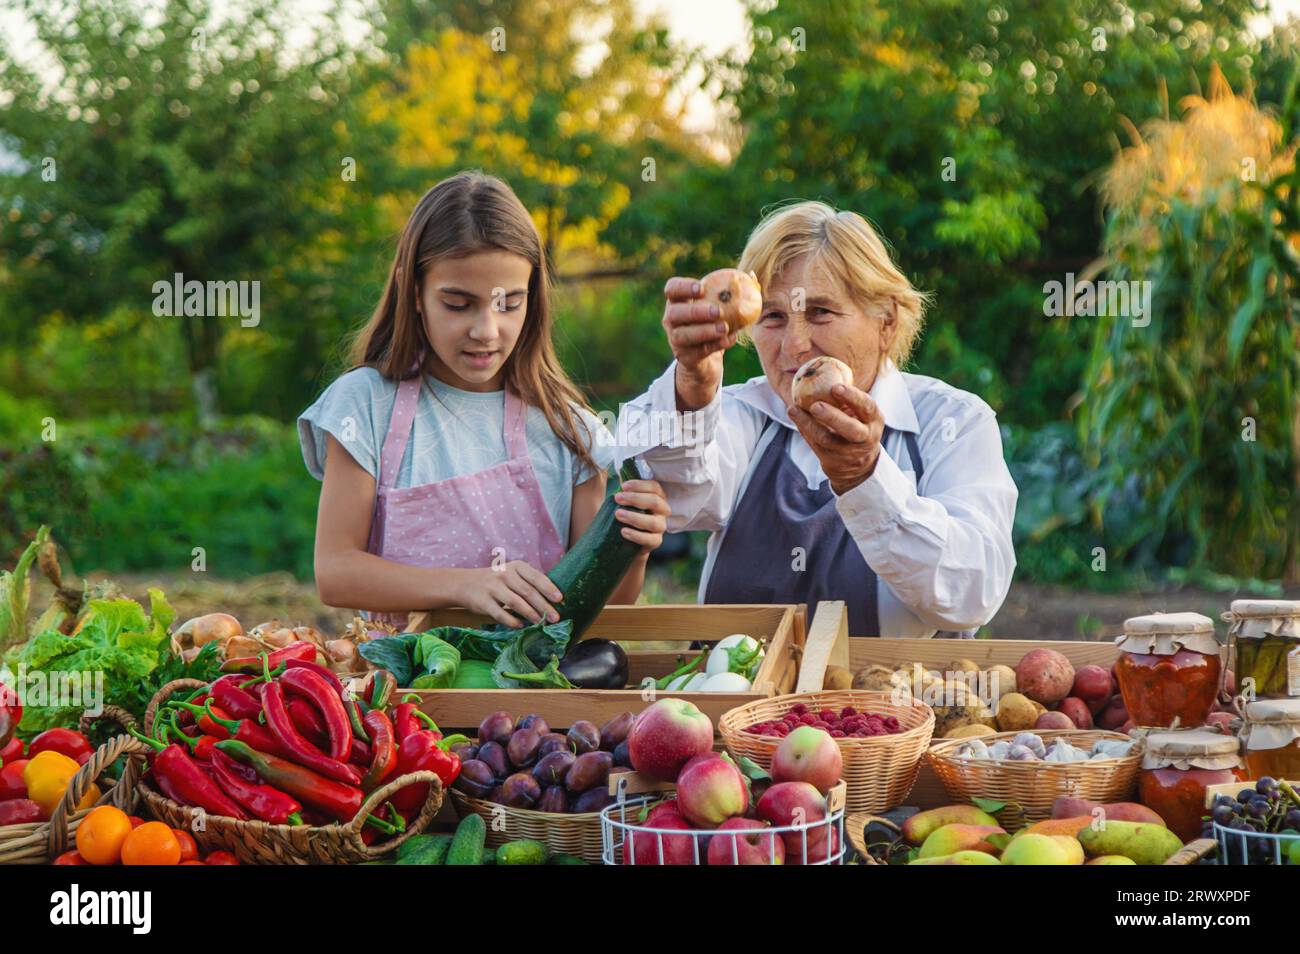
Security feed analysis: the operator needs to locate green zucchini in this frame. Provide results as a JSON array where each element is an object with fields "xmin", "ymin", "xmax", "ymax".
[
  {"xmin": 445, "ymin": 813, "xmax": 486, "ymax": 866},
  {"xmin": 496, "ymin": 839, "xmax": 549, "ymax": 865},
  {"xmin": 548, "ymin": 468, "xmax": 645, "ymax": 639}
]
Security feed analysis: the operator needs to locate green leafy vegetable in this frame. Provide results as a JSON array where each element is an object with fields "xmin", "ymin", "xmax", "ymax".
[
  {"xmin": 0, "ymin": 526, "xmax": 47, "ymax": 654},
  {"xmin": 491, "ymin": 621, "xmax": 574, "ymax": 689},
  {"xmin": 498, "ymin": 655, "xmax": 575, "ymax": 689},
  {"xmin": 358, "ymin": 633, "xmax": 419, "ymax": 686},
  {"xmin": 413, "ymin": 632, "xmax": 461, "ymax": 688}
]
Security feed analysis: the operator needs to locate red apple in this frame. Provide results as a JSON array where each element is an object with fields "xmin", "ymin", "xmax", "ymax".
[
  {"xmin": 786, "ymin": 826, "xmax": 841, "ymax": 865},
  {"xmin": 627, "ymin": 699, "xmax": 714, "ymax": 782},
  {"xmin": 1072, "ymin": 665, "xmax": 1112, "ymax": 714},
  {"xmin": 623, "ymin": 814, "xmax": 697, "ymax": 865},
  {"xmin": 757, "ymin": 781, "xmax": 830, "ymax": 859},
  {"xmin": 1058, "ymin": 697, "xmax": 1094, "ymax": 729},
  {"xmin": 770, "ymin": 725, "xmax": 842, "ymax": 794},
  {"xmin": 707, "ymin": 817, "xmax": 785, "ymax": 865},
  {"xmin": 675, "ymin": 754, "xmax": 749, "ymax": 827}
]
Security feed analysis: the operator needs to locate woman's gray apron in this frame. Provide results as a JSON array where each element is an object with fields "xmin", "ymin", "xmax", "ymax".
[{"xmin": 703, "ymin": 419, "xmax": 942, "ymax": 636}]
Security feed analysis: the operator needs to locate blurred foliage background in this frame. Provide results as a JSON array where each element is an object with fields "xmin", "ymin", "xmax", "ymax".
[{"xmin": 1, "ymin": 0, "xmax": 1298, "ymax": 599}]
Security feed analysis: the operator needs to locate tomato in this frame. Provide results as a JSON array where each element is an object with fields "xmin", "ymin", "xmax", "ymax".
[
  {"xmin": 128, "ymin": 815, "xmax": 145, "ymax": 828},
  {"xmin": 203, "ymin": 850, "xmax": 239, "ymax": 865},
  {"xmin": 0, "ymin": 737, "xmax": 24, "ymax": 766},
  {"xmin": 0, "ymin": 760, "xmax": 29, "ymax": 801},
  {"xmin": 52, "ymin": 850, "xmax": 88, "ymax": 865},
  {"xmin": 76, "ymin": 805, "xmax": 134, "ymax": 865},
  {"xmin": 27, "ymin": 728, "xmax": 94, "ymax": 766},
  {"xmin": 180, "ymin": 860, "xmax": 205, "ymax": 865},
  {"xmin": 120, "ymin": 822, "xmax": 182, "ymax": 866},
  {"xmin": 173, "ymin": 829, "xmax": 200, "ymax": 863}
]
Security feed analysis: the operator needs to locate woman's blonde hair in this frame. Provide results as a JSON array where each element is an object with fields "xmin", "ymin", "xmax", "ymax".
[
  {"xmin": 738, "ymin": 200, "xmax": 929, "ymax": 369},
  {"xmin": 349, "ymin": 171, "xmax": 597, "ymax": 475}
]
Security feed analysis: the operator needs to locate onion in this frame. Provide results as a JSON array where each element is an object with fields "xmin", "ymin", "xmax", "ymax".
[
  {"xmin": 259, "ymin": 627, "xmax": 297, "ymax": 649},
  {"xmin": 222, "ymin": 635, "xmax": 263, "ymax": 658},
  {"xmin": 791, "ymin": 356, "xmax": 855, "ymax": 412},
  {"xmin": 700, "ymin": 268, "xmax": 762, "ymax": 334},
  {"xmin": 293, "ymin": 626, "xmax": 327, "ymax": 647},
  {"xmin": 174, "ymin": 612, "xmax": 243, "ymax": 649},
  {"xmin": 325, "ymin": 639, "xmax": 359, "ymax": 670}
]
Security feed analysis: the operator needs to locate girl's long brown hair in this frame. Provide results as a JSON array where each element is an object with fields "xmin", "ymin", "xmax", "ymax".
[{"xmin": 350, "ymin": 171, "xmax": 599, "ymax": 476}]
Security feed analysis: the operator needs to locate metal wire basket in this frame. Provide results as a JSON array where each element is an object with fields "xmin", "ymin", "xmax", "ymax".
[
  {"xmin": 1212, "ymin": 822, "xmax": 1300, "ymax": 865},
  {"xmin": 599, "ymin": 774, "xmax": 847, "ymax": 865}
]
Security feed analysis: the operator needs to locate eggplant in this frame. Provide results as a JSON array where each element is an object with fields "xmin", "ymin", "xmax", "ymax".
[{"xmin": 557, "ymin": 639, "xmax": 628, "ymax": 689}]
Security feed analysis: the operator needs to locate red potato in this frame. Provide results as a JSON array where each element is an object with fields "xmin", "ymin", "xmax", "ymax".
[
  {"xmin": 1057, "ymin": 697, "xmax": 1094, "ymax": 730},
  {"xmin": 1072, "ymin": 665, "xmax": 1113, "ymax": 714},
  {"xmin": 1035, "ymin": 711, "xmax": 1075, "ymax": 731},
  {"xmin": 1015, "ymin": 649, "xmax": 1075, "ymax": 705},
  {"xmin": 1097, "ymin": 698, "xmax": 1129, "ymax": 731}
]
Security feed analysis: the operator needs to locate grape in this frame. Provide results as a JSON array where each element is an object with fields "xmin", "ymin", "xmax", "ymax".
[
  {"xmin": 1238, "ymin": 788, "xmax": 1258, "ymax": 803},
  {"xmin": 1256, "ymin": 776, "xmax": 1278, "ymax": 795},
  {"xmin": 1212, "ymin": 803, "xmax": 1235, "ymax": 825}
]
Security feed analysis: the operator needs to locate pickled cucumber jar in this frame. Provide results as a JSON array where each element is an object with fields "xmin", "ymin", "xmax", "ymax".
[
  {"xmin": 1222, "ymin": 599, "xmax": 1300, "ymax": 700},
  {"xmin": 1240, "ymin": 699, "xmax": 1300, "ymax": 781},
  {"xmin": 1139, "ymin": 729, "xmax": 1246, "ymax": 842},
  {"xmin": 1115, "ymin": 612, "xmax": 1222, "ymax": 729}
]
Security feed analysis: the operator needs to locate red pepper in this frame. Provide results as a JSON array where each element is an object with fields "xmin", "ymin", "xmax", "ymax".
[
  {"xmin": 345, "ymin": 698, "xmax": 370, "ymax": 744},
  {"xmin": 392, "ymin": 701, "xmax": 420, "ymax": 743},
  {"xmin": 221, "ymin": 641, "xmax": 319, "ymax": 675},
  {"xmin": 0, "ymin": 683, "xmax": 21, "ymax": 751},
  {"xmin": 389, "ymin": 730, "xmax": 469, "ymax": 815},
  {"xmin": 131, "ymin": 729, "xmax": 249, "ymax": 820},
  {"xmin": 360, "ymin": 710, "xmax": 397, "ymax": 792},
  {"xmin": 208, "ymin": 675, "xmax": 263, "ymax": 721},
  {"xmin": 0, "ymin": 736, "xmax": 24, "ymax": 766},
  {"xmin": 163, "ymin": 715, "xmax": 218, "ymax": 762},
  {"xmin": 282, "ymin": 657, "xmax": 345, "ymax": 693},
  {"xmin": 0, "ymin": 798, "xmax": 42, "ymax": 825},
  {"xmin": 287, "ymin": 696, "xmax": 330, "ymax": 750},
  {"xmin": 281, "ymin": 667, "xmax": 352, "ymax": 761},
  {"xmin": 169, "ymin": 700, "xmax": 236, "ymax": 741},
  {"xmin": 261, "ymin": 682, "xmax": 360, "ymax": 785},
  {"xmin": 348, "ymin": 737, "xmax": 372, "ymax": 767},
  {"xmin": 214, "ymin": 740, "xmax": 362, "ymax": 823},
  {"xmin": 1, "ymin": 759, "xmax": 30, "ymax": 800},
  {"xmin": 208, "ymin": 749, "xmax": 303, "ymax": 825},
  {"xmin": 28, "ymin": 728, "xmax": 93, "ymax": 765}
]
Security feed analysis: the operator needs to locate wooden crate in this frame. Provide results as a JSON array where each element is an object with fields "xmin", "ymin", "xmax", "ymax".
[
  {"xmin": 800, "ymin": 602, "xmax": 1132, "ymax": 810},
  {"xmin": 399, "ymin": 603, "xmax": 805, "ymax": 732}
]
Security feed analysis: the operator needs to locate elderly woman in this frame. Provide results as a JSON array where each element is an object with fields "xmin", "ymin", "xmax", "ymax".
[{"xmin": 619, "ymin": 201, "xmax": 1018, "ymax": 636}]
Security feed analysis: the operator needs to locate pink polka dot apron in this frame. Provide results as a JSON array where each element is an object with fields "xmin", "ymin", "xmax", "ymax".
[{"xmin": 366, "ymin": 374, "xmax": 567, "ymax": 626}]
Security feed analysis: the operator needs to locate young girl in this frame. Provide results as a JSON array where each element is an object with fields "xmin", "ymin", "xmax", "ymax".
[{"xmin": 299, "ymin": 171, "xmax": 670, "ymax": 627}]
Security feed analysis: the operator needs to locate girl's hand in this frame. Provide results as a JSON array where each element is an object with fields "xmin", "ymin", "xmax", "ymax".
[
  {"xmin": 452, "ymin": 562, "xmax": 563, "ymax": 629},
  {"xmin": 613, "ymin": 479, "xmax": 671, "ymax": 552},
  {"xmin": 786, "ymin": 383, "xmax": 885, "ymax": 496},
  {"xmin": 663, "ymin": 277, "xmax": 738, "ymax": 411}
]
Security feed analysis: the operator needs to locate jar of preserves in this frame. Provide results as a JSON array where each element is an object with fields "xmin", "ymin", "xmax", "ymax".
[
  {"xmin": 1139, "ymin": 729, "xmax": 1246, "ymax": 842},
  {"xmin": 1115, "ymin": 612, "xmax": 1222, "ymax": 729},
  {"xmin": 1222, "ymin": 599, "xmax": 1300, "ymax": 700},
  {"xmin": 1241, "ymin": 699, "xmax": 1300, "ymax": 781}
]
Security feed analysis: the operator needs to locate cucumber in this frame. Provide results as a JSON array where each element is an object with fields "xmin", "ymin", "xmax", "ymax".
[
  {"xmin": 548, "ymin": 853, "xmax": 589, "ymax": 865},
  {"xmin": 395, "ymin": 833, "xmax": 453, "ymax": 865},
  {"xmin": 548, "ymin": 473, "xmax": 644, "ymax": 639},
  {"xmin": 496, "ymin": 839, "xmax": 549, "ymax": 866},
  {"xmin": 445, "ymin": 814, "xmax": 486, "ymax": 866}
]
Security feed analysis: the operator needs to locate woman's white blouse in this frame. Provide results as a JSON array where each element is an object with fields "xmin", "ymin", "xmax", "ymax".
[{"xmin": 615, "ymin": 359, "xmax": 1018, "ymax": 636}]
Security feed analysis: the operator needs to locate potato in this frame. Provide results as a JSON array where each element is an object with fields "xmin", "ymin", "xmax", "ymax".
[
  {"xmin": 950, "ymin": 658, "xmax": 981, "ymax": 674},
  {"xmin": 986, "ymin": 664, "xmax": 1017, "ymax": 700},
  {"xmin": 791, "ymin": 356, "xmax": 855, "ymax": 412},
  {"xmin": 933, "ymin": 702, "xmax": 986, "ymax": 738},
  {"xmin": 700, "ymin": 268, "xmax": 762, "ymax": 334},
  {"xmin": 945, "ymin": 723, "xmax": 997, "ymax": 740},
  {"xmin": 1015, "ymin": 648, "xmax": 1076, "ymax": 705},
  {"xmin": 853, "ymin": 664, "xmax": 904, "ymax": 693},
  {"xmin": 823, "ymin": 665, "xmax": 854, "ymax": 691},
  {"xmin": 995, "ymin": 692, "xmax": 1040, "ymax": 732}
]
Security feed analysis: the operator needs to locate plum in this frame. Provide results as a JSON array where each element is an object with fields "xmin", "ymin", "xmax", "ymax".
[
  {"xmin": 567, "ymin": 720, "xmax": 601, "ymax": 755},
  {"xmin": 507, "ymin": 728, "xmax": 541, "ymax": 768},
  {"xmin": 537, "ymin": 785, "xmax": 569, "ymax": 814},
  {"xmin": 533, "ymin": 750, "xmax": 577, "ymax": 786},
  {"xmin": 477, "ymin": 740, "xmax": 510, "ymax": 779},
  {"xmin": 500, "ymin": 772, "xmax": 541, "ymax": 808},
  {"xmin": 565, "ymin": 751, "xmax": 613, "ymax": 793},
  {"xmin": 537, "ymin": 733, "xmax": 570, "ymax": 758},
  {"xmin": 455, "ymin": 760, "xmax": 495, "ymax": 798},
  {"xmin": 572, "ymin": 787, "xmax": 613, "ymax": 814},
  {"xmin": 516, "ymin": 713, "xmax": 550, "ymax": 736},
  {"xmin": 599, "ymin": 712, "xmax": 636, "ymax": 751},
  {"xmin": 612, "ymin": 739, "xmax": 632, "ymax": 767},
  {"xmin": 479, "ymin": 710, "xmax": 515, "ymax": 746}
]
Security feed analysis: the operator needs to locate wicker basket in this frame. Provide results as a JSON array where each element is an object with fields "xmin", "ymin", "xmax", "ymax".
[
  {"xmin": 450, "ymin": 789, "xmax": 604, "ymax": 864},
  {"xmin": 138, "ymin": 678, "xmax": 444, "ymax": 865},
  {"xmin": 0, "ymin": 706, "xmax": 146, "ymax": 865},
  {"xmin": 718, "ymin": 690, "xmax": 935, "ymax": 813},
  {"xmin": 926, "ymin": 728, "xmax": 1141, "ymax": 825}
]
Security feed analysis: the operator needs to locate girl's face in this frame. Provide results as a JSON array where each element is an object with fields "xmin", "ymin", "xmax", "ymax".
[
  {"xmin": 751, "ymin": 253, "xmax": 896, "ymax": 407},
  {"xmin": 418, "ymin": 249, "xmax": 533, "ymax": 392}
]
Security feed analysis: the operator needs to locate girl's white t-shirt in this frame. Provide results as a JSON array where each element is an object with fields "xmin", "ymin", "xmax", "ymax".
[{"xmin": 298, "ymin": 368, "xmax": 616, "ymax": 548}]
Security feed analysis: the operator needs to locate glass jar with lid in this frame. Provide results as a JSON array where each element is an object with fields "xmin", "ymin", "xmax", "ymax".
[
  {"xmin": 1115, "ymin": 612, "xmax": 1222, "ymax": 729},
  {"xmin": 1240, "ymin": 699, "xmax": 1300, "ymax": 781},
  {"xmin": 1222, "ymin": 600, "xmax": 1300, "ymax": 700},
  {"xmin": 1139, "ymin": 728, "xmax": 1246, "ymax": 842}
]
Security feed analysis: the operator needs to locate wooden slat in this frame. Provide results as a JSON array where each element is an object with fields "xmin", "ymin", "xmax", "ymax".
[
  {"xmin": 407, "ymin": 603, "xmax": 795, "ymax": 642},
  {"xmin": 849, "ymin": 637, "xmax": 1122, "ymax": 672},
  {"xmin": 796, "ymin": 601, "xmax": 849, "ymax": 692}
]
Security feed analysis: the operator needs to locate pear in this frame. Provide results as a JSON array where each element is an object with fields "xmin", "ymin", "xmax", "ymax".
[
  {"xmin": 909, "ymin": 850, "xmax": 1002, "ymax": 865},
  {"xmin": 1000, "ymin": 833, "xmax": 1083, "ymax": 865},
  {"xmin": 917, "ymin": 823, "xmax": 1007, "ymax": 859},
  {"xmin": 1086, "ymin": 855, "xmax": 1138, "ymax": 865},
  {"xmin": 1078, "ymin": 820, "xmax": 1183, "ymax": 865},
  {"xmin": 901, "ymin": 805, "xmax": 1000, "ymax": 845}
]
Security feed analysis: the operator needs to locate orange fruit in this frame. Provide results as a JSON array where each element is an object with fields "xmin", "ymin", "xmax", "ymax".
[
  {"xmin": 76, "ymin": 805, "xmax": 133, "ymax": 865},
  {"xmin": 120, "ymin": 821, "xmax": 182, "ymax": 866},
  {"xmin": 173, "ymin": 829, "xmax": 200, "ymax": 863}
]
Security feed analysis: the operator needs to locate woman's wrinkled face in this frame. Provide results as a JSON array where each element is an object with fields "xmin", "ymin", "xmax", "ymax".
[
  {"xmin": 751, "ymin": 253, "xmax": 896, "ymax": 408},
  {"xmin": 419, "ymin": 249, "xmax": 532, "ymax": 392}
]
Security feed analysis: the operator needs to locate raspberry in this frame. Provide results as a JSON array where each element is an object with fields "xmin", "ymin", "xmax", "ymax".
[
  {"xmin": 819, "ymin": 709, "xmax": 837, "ymax": 721},
  {"xmin": 791, "ymin": 703, "xmax": 808, "ymax": 715},
  {"xmin": 840, "ymin": 706, "xmax": 858, "ymax": 718},
  {"xmin": 829, "ymin": 729, "xmax": 846, "ymax": 738}
]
